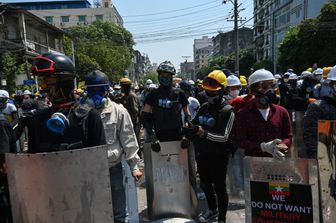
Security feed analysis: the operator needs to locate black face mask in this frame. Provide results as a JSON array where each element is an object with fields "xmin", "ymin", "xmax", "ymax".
[
  {"xmin": 257, "ymin": 90, "xmax": 277, "ymax": 106},
  {"xmin": 122, "ymin": 85, "xmax": 131, "ymax": 94}
]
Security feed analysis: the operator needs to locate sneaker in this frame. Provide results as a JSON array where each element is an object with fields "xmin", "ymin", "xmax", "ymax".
[{"xmin": 198, "ymin": 209, "xmax": 218, "ymax": 222}]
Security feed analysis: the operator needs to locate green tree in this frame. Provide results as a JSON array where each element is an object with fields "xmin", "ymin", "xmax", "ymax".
[
  {"xmin": 278, "ymin": 2, "xmax": 336, "ymax": 72},
  {"xmin": 252, "ymin": 60, "xmax": 274, "ymax": 72},
  {"xmin": 65, "ymin": 20, "xmax": 134, "ymax": 81},
  {"xmin": 1, "ymin": 51, "xmax": 25, "ymax": 93},
  {"xmin": 141, "ymin": 71, "xmax": 158, "ymax": 85}
]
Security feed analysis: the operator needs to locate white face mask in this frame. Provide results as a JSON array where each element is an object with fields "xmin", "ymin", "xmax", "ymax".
[{"xmin": 229, "ymin": 89, "xmax": 240, "ymax": 99}]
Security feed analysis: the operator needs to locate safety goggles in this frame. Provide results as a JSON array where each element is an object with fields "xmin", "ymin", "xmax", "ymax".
[
  {"xmin": 31, "ymin": 56, "xmax": 56, "ymax": 74},
  {"xmin": 202, "ymin": 77, "xmax": 222, "ymax": 91},
  {"xmin": 256, "ymin": 80, "xmax": 277, "ymax": 93}
]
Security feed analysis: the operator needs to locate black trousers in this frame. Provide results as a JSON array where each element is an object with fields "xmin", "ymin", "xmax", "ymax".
[{"xmin": 197, "ymin": 154, "xmax": 229, "ymax": 221}]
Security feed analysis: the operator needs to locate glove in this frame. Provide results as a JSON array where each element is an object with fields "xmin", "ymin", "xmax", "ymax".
[
  {"xmin": 182, "ymin": 124, "xmax": 199, "ymax": 139},
  {"xmin": 260, "ymin": 139, "xmax": 285, "ymax": 160},
  {"xmin": 181, "ymin": 137, "xmax": 190, "ymax": 149},
  {"xmin": 151, "ymin": 137, "xmax": 161, "ymax": 152}
]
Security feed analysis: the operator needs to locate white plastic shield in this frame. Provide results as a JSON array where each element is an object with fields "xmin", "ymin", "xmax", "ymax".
[
  {"xmin": 144, "ymin": 141, "xmax": 192, "ymax": 220},
  {"xmin": 244, "ymin": 157, "xmax": 320, "ymax": 223},
  {"xmin": 317, "ymin": 120, "xmax": 336, "ymax": 223},
  {"xmin": 6, "ymin": 145, "xmax": 113, "ymax": 223}
]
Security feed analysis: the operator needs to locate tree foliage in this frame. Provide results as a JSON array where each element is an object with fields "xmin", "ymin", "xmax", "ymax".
[
  {"xmin": 65, "ymin": 20, "xmax": 134, "ymax": 81},
  {"xmin": 278, "ymin": 2, "xmax": 336, "ymax": 72},
  {"xmin": 1, "ymin": 51, "xmax": 25, "ymax": 93},
  {"xmin": 140, "ymin": 71, "xmax": 158, "ymax": 85}
]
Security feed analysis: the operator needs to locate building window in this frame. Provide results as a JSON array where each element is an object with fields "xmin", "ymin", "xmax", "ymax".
[
  {"xmin": 78, "ymin": 15, "xmax": 86, "ymax": 22},
  {"xmin": 61, "ymin": 16, "xmax": 70, "ymax": 23},
  {"xmin": 296, "ymin": 9, "xmax": 301, "ymax": 18},
  {"xmin": 96, "ymin": 15, "xmax": 104, "ymax": 20},
  {"xmin": 45, "ymin": 16, "xmax": 53, "ymax": 24}
]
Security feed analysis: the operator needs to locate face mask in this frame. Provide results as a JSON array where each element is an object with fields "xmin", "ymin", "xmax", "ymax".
[
  {"xmin": 122, "ymin": 85, "xmax": 131, "ymax": 94},
  {"xmin": 87, "ymin": 94, "xmax": 107, "ymax": 108},
  {"xmin": 159, "ymin": 76, "xmax": 172, "ymax": 87},
  {"xmin": 229, "ymin": 89, "xmax": 240, "ymax": 99},
  {"xmin": 257, "ymin": 90, "xmax": 277, "ymax": 106},
  {"xmin": 283, "ymin": 78, "xmax": 289, "ymax": 83}
]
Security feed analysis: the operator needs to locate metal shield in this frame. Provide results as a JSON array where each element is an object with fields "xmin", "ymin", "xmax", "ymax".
[
  {"xmin": 6, "ymin": 145, "xmax": 113, "ymax": 223},
  {"xmin": 144, "ymin": 141, "xmax": 192, "ymax": 220},
  {"xmin": 317, "ymin": 120, "xmax": 336, "ymax": 223},
  {"xmin": 244, "ymin": 157, "xmax": 320, "ymax": 223}
]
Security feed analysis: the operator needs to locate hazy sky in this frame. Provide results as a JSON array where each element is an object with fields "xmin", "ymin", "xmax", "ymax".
[{"xmin": 112, "ymin": 0, "xmax": 254, "ymax": 69}]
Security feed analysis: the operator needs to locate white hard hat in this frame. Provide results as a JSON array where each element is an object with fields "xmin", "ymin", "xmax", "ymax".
[
  {"xmin": 248, "ymin": 69, "xmax": 275, "ymax": 86},
  {"xmin": 145, "ymin": 79, "xmax": 153, "ymax": 85},
  {"xmin": 283, "ymin": 72, "xmax": 291, "ymax": 77},
  {"xmin": 149, "ymin": 83, "xmax": 156, "ymax": 89},
  {"xmin": 288, "ymin": 73, "xmax": 298, "ymax": 80},
  {"xmin": 23, "ymin": 90, "xmax": 32, "ymax": 95},
  {"xmin": 274, "ymin": 74, "xmax": 281, "ymax": 79},
  {"xmin": 314, "ymin": 68, "xmax": 323, "ymax": 75},
  {"xmin": 327, "ymin": 65, "xmax": 336, "ymax": 81},
  {"xmin": 301, "ymin": 70, "xmax": 312, "ymax": 77},
  {"xmin": 227, "ymin": 75, "xmax": 241, "ymax": 87},
  {"xmin": 0, "ymin": 90, "xmax": 9, "ymax": 98},
  {"xmin": 188, "ymin": 80, "xmax": 195, "ymax": 85}
]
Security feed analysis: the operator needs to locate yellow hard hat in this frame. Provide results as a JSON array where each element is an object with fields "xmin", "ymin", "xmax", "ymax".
[
  {"xmin": 239, "ymin": 75, "xmax": 247, "ymax": 86},
  {"xmin": 307, "ymin": 67, "xmax": 313, "ymax": 72},
  {"xmin": 202, "ymin": 70, "xmax": 227, "ymax": 91},
  {"xmin": 120, "ymin": 77, "xmax": 132, "ymax": 85},
  {"xmin": 323, "ymin": 67, "xmax": 332, "ymax": 78}
]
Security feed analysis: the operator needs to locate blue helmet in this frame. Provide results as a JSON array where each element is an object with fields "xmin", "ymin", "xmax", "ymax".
[
  {"xmin": 85, "ymin": 70, "xmax": 110, "ymax": 89},
  {"xmin": 179, "ymin": 80, "xmax": 192, "ymax": 91}
]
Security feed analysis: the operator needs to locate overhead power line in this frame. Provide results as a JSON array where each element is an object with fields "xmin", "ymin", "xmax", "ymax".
[{"xmin": 121, "ymin": 0, "xmax": 220, "ymax": 17}]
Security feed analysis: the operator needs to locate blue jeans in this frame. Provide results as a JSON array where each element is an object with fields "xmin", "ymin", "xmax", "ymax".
[{"xmin": 109, "ymin": 163, "xmax": 126, "ymax": 223}]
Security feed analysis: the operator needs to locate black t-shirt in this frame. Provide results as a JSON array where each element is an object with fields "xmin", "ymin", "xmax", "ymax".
[
  {"xmin": 144, "ymin": 86, "xmax": 189, "ymax": 141},
  {"xmin": 145, "ymin": 86, "xmax": 188, "ymax": 108}
]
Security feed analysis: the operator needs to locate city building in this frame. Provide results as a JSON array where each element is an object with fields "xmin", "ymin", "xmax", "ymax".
[
  {"xmin": 2, "ymin": 0, "xmax": 124, "ymax": 28},
  {"xmin": 212, "ymin": 27, "xmax": 253, "ymax": 58},
  {"xmin": 128, "ymin": 50, "xmax": 145, "ymax": 82},
  {"xmin": 193, "ymin": 36, "xmax": 213, "ymax": 76},
  {"xmin": 180, "ymin": 61, "xmax": 194, "ymax": 80},
  {"xmin": 0, "ymin": 4, "xmax": 68, "ymax": 58},
  {"xmin": 254, "ymin": 0, "xmax": 329, "ymax": 69}
]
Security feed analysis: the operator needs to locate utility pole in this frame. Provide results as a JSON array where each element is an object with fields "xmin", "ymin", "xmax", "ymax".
[{"xmin": 224, "ymin": 0, "xmax": 245, "ymax": 75}]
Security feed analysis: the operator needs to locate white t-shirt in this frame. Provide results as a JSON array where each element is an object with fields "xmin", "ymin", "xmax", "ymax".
[
  {"xmin": 258, "ymin": 108, "xmax": 270, "ymax": 121},
  {"xmin": 182, "ymin": 96, "xmax": 200, "ymax": 124}
]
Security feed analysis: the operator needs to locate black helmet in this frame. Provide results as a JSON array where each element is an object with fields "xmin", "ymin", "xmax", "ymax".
[
  {"xmin": 157, "ymin": 61, "xmax": 176, "ymax": 75},
  {"xmin": 32, "ymin": 52, "xmax": 75, "ymax": 75},
  {"xmin": 179, "ymin": 80, "xmax": 192, "ymax": 91},
  {"xmin": 85, "ymin": 70, "xmax": 110, "ymax": 88}
]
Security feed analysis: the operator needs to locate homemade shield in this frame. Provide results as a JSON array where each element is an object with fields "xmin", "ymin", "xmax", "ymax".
[
  {"xmin": 144, "ymin": 141, "xmax": 192, "ymax": 220},
  {"xmin": 317, "ymin": 120, "xmax": 336, "ymax": 223},
  {"xmin": 6, "ymin": 145, "xmax": 113, "ymax": 223},
  {"xmin": 244, "ymin": 157, "xmax": 320, "ymax": 223}
]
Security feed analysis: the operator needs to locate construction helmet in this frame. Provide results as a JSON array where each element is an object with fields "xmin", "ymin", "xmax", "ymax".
[
  {"xmin": 274, "ymin": 74, "xmax": 281, "ymax": 80},
  {"xmin": 23, "ymin": 90, "xmax": 32, "ymax": 95},
  {"xmin": 227, "ymin": 75, "xmax": 241, "ymax": 87},
  {"xmin": 0, "ymin": 90, "xmax": 9, "ymax": 98},
  {"xmin": 327, "ymin": 65, "xmax": 336, "ymax": 81},
  {"xmin": 239, "ymin": 76, "xmax": 247, "ymax": 86},
  {"xmin": 301, "ymin": 70, "xmax": 312, "ymax": 78},
  {"xmin": 179, "ymin": 80, "xmax": 192, "ymax": 91},
  {"xmin": 307, "ymin": 67, "xmax": 313, "ymax": 72},
  {"xmin": 202, "ymin": 70, "xmax": 227, "ymax": 92},
  {"xmin": 120, "ymin": 77, "xmax": 132, "ymax": 85},
  {"xmin": 313, "ymin": 68, "xmax": 323, "ymax": 76},
  {"xmin": 248, "ymin": 69, "xmax": 275, "ymax": 86},
  {"xmin": 157, "ymin": 61, "xmax": 176, "ymax": 75},
  {"xmin": 323, "ymin": 67, "xmax": 332, "ymax": 78},
  {"xmin": 288, "ymin": 73, "xmax": 298, "ymax": 80},
  {"xmin": 145, "ymin": 79, "xmax": 153, "ymax": 85}
]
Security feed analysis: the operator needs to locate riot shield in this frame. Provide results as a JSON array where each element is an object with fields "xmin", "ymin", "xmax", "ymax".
[
  {"xmin": 244, "ymin": 157, "xmax": 320, "ymax": 223},
  {"xmin": 6, "ymin": 145, "xmax": 113, "ymax": 223},
  {"xmin": 144, "ymin": 141, "xmax": 192, "ymax": 220},
  {"xmin": 317, "ymin": 120, "xmax": 336, "ymax": 223},
  {"xmin": 291, "ymin": 111, "xmax": 307, "ymax": 158}
]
